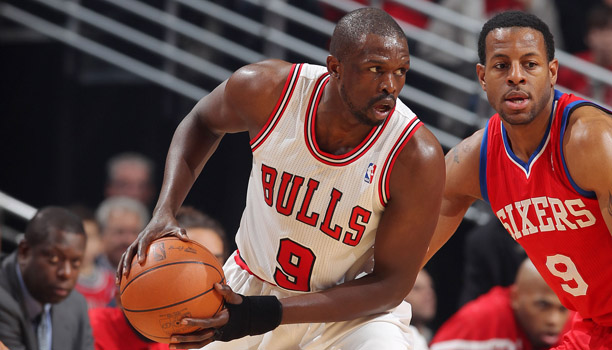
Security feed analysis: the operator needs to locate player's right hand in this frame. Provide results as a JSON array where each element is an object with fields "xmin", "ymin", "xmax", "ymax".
[{"xmin": 116, "ymin": 209, "xmax": 189, "ymax": 284}]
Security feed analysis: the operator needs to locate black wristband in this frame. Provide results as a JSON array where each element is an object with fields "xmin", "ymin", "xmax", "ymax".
[{"xmin": 216, "ymin": 294, "xmax": 283, "ymax": 342}]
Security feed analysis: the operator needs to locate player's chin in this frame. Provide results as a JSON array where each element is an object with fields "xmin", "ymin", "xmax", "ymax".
[{"xmin": 365, "ymin": 111, "xmax": 387, "ymax": 126}]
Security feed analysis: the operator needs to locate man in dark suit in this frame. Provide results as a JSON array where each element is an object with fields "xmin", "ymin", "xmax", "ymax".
[{"xmin": 0, "ymin": 206, "xmax": 93, "ymax": 350}]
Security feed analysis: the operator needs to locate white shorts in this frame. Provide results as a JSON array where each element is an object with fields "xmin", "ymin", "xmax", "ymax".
[{"xmin": 201, "ymin": 251, "xmax": 417, "ymax": 350}]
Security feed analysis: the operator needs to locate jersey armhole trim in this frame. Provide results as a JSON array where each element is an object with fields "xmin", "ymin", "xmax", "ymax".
[
  {"xmin": 479, "ymin": 121, "xmax": 490, "ymax": 204},
  {"xmin": 559, "ymin": 101, "xmax": 602, "ymax": 198},
  {"xmin": 378, "ymin": 117, "xmax": 423, "ymax": 207},
  {"xmin": 250, "ymin": 63, "xmax": 303, "ymax": 151}
]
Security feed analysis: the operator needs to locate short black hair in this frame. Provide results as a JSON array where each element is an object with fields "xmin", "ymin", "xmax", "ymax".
[
  {"xmin": 478, "ymin": 10, "xmax": 555, "ymax": 64},
  {"xmin": 329, "ymin": 7, "xmax": 407, "ymax": 61},
  {"xmin": 25, "ymin": 206, "xmax": 85, "ymax": 247}
]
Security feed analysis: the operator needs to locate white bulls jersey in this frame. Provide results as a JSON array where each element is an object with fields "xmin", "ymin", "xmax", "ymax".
[{"xmin": 235, "ymin": 63, "xmax": 423, "ymax": 293}]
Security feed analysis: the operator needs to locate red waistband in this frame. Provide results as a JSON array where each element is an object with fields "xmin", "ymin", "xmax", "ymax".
[{"xmin": 234, "ymin": 250, "xmax": 272, "ymax": 285}]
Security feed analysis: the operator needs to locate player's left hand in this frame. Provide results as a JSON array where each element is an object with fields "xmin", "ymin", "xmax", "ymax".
[
  {"xmin": 169, "ymin": 283, "xmax": 283, "ymax": 348},
  {"xmin": 168, "ymin": 283, "xmax": 241, "ymax": 349}
]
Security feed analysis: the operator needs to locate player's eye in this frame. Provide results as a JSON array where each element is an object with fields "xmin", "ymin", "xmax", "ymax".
[
  {"xmin": 369, "ymin": 67, "xmax": 380, "ymax": 73},
  {"xmin": 394, "ymin": 68, "xmax": 407, "ymax": 76}
]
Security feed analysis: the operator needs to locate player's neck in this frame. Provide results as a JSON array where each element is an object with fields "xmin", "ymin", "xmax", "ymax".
[
  {"xmin": 503, "ymin": 111, "xmax": 552, "ymax": 163},
  {"xmin": 315, "ymin": 84, "xmax": 376, "ymax": 155},
  {"xmin": 314, "ymin": 112, "xmax": 373, "ymax": 155}
]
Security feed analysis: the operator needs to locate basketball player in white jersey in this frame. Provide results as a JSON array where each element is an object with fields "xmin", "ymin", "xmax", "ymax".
[{"xmin": 118, "ymin": 8, "xmax": 445, "ymax": 349}]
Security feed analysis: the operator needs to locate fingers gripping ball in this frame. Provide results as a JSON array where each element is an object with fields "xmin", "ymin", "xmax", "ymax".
[{"xmin": 119, "ymin": 237, "xmax": 225, "ymax": 343}]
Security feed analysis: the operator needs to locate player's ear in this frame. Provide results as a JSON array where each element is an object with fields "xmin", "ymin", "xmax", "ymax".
[
  {"xmin": 509, "ymin": 284, "xmax": 520, "ymax": 311},
  {"xmin": 476, "ymin": 63, "xmax": 487, "ymax": 91},
  {"xmin": 327, "ymin": 55, "xmax": 341, "ymax": 79},
  {"xmin": 549, "ymin": 58, "xmax": 559, "ymax": 86}
]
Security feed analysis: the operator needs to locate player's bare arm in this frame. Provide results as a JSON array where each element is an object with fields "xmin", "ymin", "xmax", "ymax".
[
  {"xmin": 423, "ymin": 129, "xmax": 484, "ymax": 265},
  {"xmin": 117, "ymin": 60, "xmax": 294, "ymax": 278},
  {"xmin": 563, "ymin": 105, "xmax": 612, "ymax": 235}
]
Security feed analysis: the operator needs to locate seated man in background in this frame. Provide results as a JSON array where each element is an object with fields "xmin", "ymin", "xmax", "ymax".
[
  {"xmin": 0, "ymin": 206, "xmax": 93, "ymax": 350},
  {"xmin": 430, "ymin": 258, "xmax": 571, "ymax": 350},
  {"xmin": 175, "ymin": 206, "xmax": 229, "ymax": 266}
]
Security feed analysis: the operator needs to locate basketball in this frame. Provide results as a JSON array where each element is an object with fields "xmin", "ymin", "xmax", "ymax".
[{"xmin": 119, "ymin": 236, "xmax": 225, "ymax": 343}]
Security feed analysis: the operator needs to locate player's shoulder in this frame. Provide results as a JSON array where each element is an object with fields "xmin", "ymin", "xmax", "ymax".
[
  {"xmin": 448, "ymin": 128, "xmax": 485, "ymax": 167},
  {"xmin": 563, "ymin": 105, "xmax": 612, "ymax": 191},
  {"xmin": 222, "ymin": 60, "xmax": 296, "ymax": 126},
  {"xmin": 566, "ymin": 105, "xmax": 612, "ymax": 148},
  {"xmin": 396, "ymin": 119, "xmax": 444, "ymax": 170},
  {"xmin": 442, "ymin": 128, "xmax": 485, "ymax": 199},
  {"xmin": 228, "ymin": 59, "xmax": 294, "ymax": 91}
]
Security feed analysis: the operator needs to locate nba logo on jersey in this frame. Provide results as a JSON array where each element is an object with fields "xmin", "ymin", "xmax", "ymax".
[{"xmin": 364, "ymin": 163, "xmax": 377, "ymax": 184}]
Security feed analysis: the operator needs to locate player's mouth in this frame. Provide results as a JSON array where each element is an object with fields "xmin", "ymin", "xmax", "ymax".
[
  {"xmin": 539, "ymin": 332, "xmax": 560, "ymax": 346},
  {"xmin": 372, "ymin": 99, "xmax": 395, "ymax": 119},
  {"xmin": 503, "ymin": 91, "xmax": 530, "ymax": 110}
]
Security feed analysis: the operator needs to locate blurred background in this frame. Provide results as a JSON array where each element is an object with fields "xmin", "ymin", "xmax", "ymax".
[{"xmin": 1, "ymin": 0, "xmax": 611, "ymax": 334}]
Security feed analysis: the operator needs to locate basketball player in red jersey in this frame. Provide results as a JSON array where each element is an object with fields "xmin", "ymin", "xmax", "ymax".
[
  {"xmin": 424, "ymin": 11, "xmax": 612, "ymax": 349},
  {"xmin": 118, "ymin": 8, "xmax": 445, "ymax": 350}
]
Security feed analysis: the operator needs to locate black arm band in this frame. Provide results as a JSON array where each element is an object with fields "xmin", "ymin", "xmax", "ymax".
[{"xmin": 216, "ymin": 294, "xmax": 283, "ymax": 342}]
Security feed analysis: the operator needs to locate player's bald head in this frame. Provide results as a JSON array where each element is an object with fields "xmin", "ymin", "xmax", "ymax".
[
  {"xmin": 512, "ymin": 259, "xmax": 569, "ymax": 348},
  {"xmin": 329, "ymin": 8, "xmax": 407, "ymax": 61},
  {"xmin": 514, "ymin": 258, "xmax": 546, "ymax": 290}
]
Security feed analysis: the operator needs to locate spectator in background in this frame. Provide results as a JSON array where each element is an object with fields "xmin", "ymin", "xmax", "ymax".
[
  {"xmin": 175, "ymin": 206, "xmax": 229, "ymax": 265},
  {"xmin": 95, "ymin": 197, "xmax": 149, "ymax": 273},
  {"xmin": 431, "ymin": 258, "xmax": 572, "ymax": 350},
  {"xmin": 557, "ymin": 3, "xmax": 612, "ymax": 106},
  {"xmin": 105, "ymin": 152, "xmax": 156, "ymax": 208},
  {"xmin": 0, "ymin": 207, "xmax": 93, "ymax": 350},
  {"xmin": 70, "ymin": 205, "xmax": 116, "ymax": 309},
  {"xmin": 458, "ymin": 214, "xmax": 527, "ymax": 306},
  {"xmin": 404, "ymin": 268, "xmax": 436, "ymax": 344}
]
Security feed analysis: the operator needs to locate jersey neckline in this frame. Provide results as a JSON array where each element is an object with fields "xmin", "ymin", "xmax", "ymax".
[
  {"xmin": 304, "ymin": 73, "xmax": 392, "ymax": 167},
  {"xmin": 500, "ymin": 92, "xmax": 559, "ymax": 178}
]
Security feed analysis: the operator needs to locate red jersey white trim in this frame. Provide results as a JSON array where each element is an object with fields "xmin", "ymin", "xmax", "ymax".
[{"xmin": 481, "ymin": 90, "xmax": 612, "ymax": 326}]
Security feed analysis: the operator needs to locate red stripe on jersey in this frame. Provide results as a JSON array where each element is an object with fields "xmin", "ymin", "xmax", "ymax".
[
  {"xmin": 234, "ymin": 250, "xmax": 273, "ymax": 285},
  {"xmin": 250, "ymin": 63, "xmax": 303, "ymax": 151},
  {"xmin": 378, "ymin": 117, "xmax": 422, "ymax": 206}
]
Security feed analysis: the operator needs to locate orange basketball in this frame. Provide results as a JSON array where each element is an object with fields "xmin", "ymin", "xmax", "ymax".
[{"xmin": 119, "ymin": 236, "xmax": 225, "ymax": 343}]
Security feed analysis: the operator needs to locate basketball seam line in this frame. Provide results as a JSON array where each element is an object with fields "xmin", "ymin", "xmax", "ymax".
[
  {"xmin": 120, "ymin": 260, "xmax": 222, "ymax": 295},
  {"xmin": 123, "ymin": 276, "xmax": 224, "ymax": 313}
]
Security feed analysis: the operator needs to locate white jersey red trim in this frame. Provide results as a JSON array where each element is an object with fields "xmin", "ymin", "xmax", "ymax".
[{"xmin": 236, "ymin": 63, "xmax": 422, "ymax": 293}]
